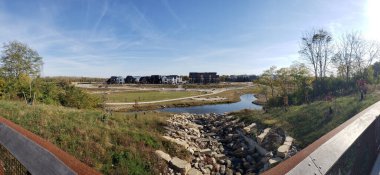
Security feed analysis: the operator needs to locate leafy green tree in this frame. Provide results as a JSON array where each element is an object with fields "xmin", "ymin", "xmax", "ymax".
[
  {"xmin": 0, "ymin": 41, "xmax": 43, "ymax": 78},
  {"xmin": 364, "ymin": 67, "xmax": 375, "ymax": 84},
  {"xmin": 258, "ymin": 66, "xmax": 277, "ymax": 97},
  {"xmin": 219, "ymin": 75, "xmax": 228, "ymax": 82},
  {"xmin": 0, "ymin": 77, "xmax": 6, "ymax": 97},
  {"xmin": 276, "ymin": 67, "xmax": 291, "ymax": 96},
  {"xmin": 258, "ymin": 85, "xmax": 269, "ymax": 101},
  {"xmin": 373, "ymin": 62, "xmax": 380, "ymax": 78},
  {"xmin": 290, "ymin": 63, "xmax": 313, "ymax": 103}
]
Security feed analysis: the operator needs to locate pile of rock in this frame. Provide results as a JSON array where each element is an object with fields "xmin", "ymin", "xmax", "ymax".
[{"xmin": 156, "ymin": 113, "xmax": 297, "ymax": 175}]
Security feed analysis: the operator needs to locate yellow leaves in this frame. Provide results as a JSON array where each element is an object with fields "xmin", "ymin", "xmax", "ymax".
[{"xmin": 17, "ymin": 73, "xmax": 32, "ymax": 85}]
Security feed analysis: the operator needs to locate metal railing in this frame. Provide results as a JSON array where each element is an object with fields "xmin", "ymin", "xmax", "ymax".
[
  {"xmin": 0, "ymin": 117, "xmax": 101, "ymax": 175},
  {"xmin": 263, "ymin": 101, "xmax": 380, "ymax": 175},
  {"xmin": 0, "ymin": 144, "xmax": 30, "ymax": 175},
  {"xmin": 326, "ymin": 116, "xmax": 380, "ymax": 175}
]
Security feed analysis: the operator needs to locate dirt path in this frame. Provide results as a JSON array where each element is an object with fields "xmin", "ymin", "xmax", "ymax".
[{"xmin": 105, "ymin": 84, "xmax": 254, "ymax": 106}]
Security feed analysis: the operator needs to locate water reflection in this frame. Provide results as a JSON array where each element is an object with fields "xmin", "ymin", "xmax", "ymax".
[{"xmin": 160, "ymin": 94, "xmax": 262, "ymax": 114}]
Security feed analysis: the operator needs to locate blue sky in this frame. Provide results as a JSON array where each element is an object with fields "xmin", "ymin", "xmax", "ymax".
[{"xmin": 0, "ymin": 0, "xmax": 378, "ymax": 77}]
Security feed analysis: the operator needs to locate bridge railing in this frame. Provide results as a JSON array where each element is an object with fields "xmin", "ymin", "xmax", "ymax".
[
  {"xmin": 325, "ymin": 116, "xmax": 380, "ymax": 175},
  {"xmin": 262, "ymin": 101, "xmax": 380, "ymax": 175},
  {"xmin": 0, "ymin": 144, "xmax": 29, "ymax": 175},
  {"xmin": 0, "ymin": 117, "xmax": 101, "ymax": 175}
]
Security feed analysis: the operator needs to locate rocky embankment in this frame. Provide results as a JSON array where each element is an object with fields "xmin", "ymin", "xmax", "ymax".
[{"xmin": 155, "ymin": 113, "xmax": 297, "ymax": 175}]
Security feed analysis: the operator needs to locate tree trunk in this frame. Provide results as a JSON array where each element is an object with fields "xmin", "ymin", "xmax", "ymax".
[
  {"xmin": 271, "ymin": 85, "xmax": 274, "ymax": 97},
  {"xmin": 360, "ymin": 90, "xmax": 364, "ymax": 101}
]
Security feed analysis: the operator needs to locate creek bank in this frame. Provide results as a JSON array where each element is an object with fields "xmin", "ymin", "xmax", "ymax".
[
  {"xmin": 156, "ymin": 113, "xmax": 297, "ymax": 174},
  {"xmin": 251, "ymin": 94, "xmax": 266, "ymax": 106}
]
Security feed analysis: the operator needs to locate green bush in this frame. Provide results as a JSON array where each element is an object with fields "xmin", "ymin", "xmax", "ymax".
[
  {"xmin": 35, "ymin": 81, "xmax": 62, "ymax": 105},
  {"xmin": 266, "ymin": 77, "xmax": 358, "ymax": 108},
  {"xmin": 0, "ymin": 76, "xmax": 99, "ymax": 109},
  {"xmin": 59, "ymin": 85, "xmax": 100, "ymax": 109}
]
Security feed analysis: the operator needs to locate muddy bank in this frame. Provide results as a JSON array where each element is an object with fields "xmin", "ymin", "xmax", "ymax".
[{"xmin": 252, "ymin": 94, "xmax": 267, "ymax": 106}]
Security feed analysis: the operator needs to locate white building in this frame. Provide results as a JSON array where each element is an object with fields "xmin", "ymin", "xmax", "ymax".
[{"xmin": 162, "ymin": 75, "xmax": 182, "ymax": 84}]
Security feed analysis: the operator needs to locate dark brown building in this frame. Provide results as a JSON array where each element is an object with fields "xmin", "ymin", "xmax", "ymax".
[{"xmin": 189, "ymin": 72, "xmax": 219, "ymax": 84}]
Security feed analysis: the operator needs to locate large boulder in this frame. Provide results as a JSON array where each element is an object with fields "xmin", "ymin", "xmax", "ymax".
[
  {"xmin": 163, "ymin": 136, "xmax": 189, "ymax": 149},
  {"xmin": 170, "ymin": 157, "xmax": 191, "ymax": 174},
  {"xmin": 257, "ymin": 128, "xmax": 271, "ymax": 145},
  {"xmin": 187, "ymin": 168, "xmax": 202, "ymax": 175},
  {"xmin": 215, "ymin": 154, "xmax": 226, "ymax": 159},
  {"xmin": 154, "ymin": 150, "xmax": 171, "ymax": 163},
  {"xmin": 269, "ymin": 157, "xmax": 283, "ymax": 167},
  {"xmin": 243, "ymin": 123, "xmax": 257, "ymax": 134},
  {"xmin": 199, "ymin": 148, "xmax": 212, "ymax": 155},
  {"xmin": 220, "ymin": 165, "xmax": 226, "ymax": 174},
  {"xmin": 186, "ymin": 123, "xmax": 203, "ymax": 129},
  {"xmin": 277, "ymin": 145, "xmax": 291, "ymax": 158},
  {"xmin": 261, "ymin": 128, "xmax": 285, "ymax": 151},
  {"xmin": 283, "ymin": 136, "xmax": 294, "ymax": 146}
]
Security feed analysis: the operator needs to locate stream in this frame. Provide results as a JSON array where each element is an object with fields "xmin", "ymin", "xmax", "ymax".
[{"xmin": 160, "ymin": 94, "xmax": 262, "ymax": 114}]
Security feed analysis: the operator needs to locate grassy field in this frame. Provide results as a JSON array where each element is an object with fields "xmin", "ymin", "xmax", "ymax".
[
  {"xmin": 96, "ymin": 90, "xmax": 205, "ymax": 103},
  {"xmin": 114, "ymin": 86, "xmax": 261, "ymax": 112},
  {"xmin": 0, "ymin": 100, "xmax": 189, "ymax": 175},
  {"xmin": 232, "ymin": 92, "xmax": 380, "ymax": 148}
]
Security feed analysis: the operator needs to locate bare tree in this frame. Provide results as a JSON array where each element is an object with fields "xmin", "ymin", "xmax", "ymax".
[
  {"xmin": 368, "ymin": 41, "xmax": 380, "ymax": 63},
  {"xmin": 332, "ymin": 32, "xmax": 359, "ymax": 81},
  {"xmin": 332, "ymin": 32, "xmax": 380, "ymax": 81},
  {"xmin": 360, "ymin": 40, "xmax": 380, "ymax": 74},
  {"xmin": 299, "ymin": 29, "xmax": 333, "ymax": 80}
]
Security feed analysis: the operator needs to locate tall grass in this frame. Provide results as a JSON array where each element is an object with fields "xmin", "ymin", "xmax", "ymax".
[
  {"xmin": 0, "ymin": 100, "xmax": 189, "ymax": 174},
  {"xmin": 233, "ymin": 93, "xmax": 380, "ymax": 148},
  {"xmin": 95, "ymin": 90, "xmax": 204, "ymax": 103}
]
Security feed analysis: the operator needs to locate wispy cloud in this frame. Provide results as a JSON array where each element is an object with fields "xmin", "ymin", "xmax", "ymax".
[
  {"xmin": 92, "ymin": 0, "xmax": 109, "ymax": 37},
  {"xmin": 0, "ymin": 0, "xmax": 368, "ymax": 77},
  {"xmin": 161, "ymin": 0, "xmax": 187, "ymax": 29},
  {"xmin": 0, "ymin": 1, "xmax": 299, "ymax": 77}
]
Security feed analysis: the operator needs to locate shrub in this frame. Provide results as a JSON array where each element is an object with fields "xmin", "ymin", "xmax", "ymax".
[{"xmin": 59, "ymin": 85, "xmax": 100, "ymax": 109}]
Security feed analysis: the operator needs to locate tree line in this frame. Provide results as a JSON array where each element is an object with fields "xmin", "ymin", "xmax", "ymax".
[
  {"xmin": 258, "ymin": 29, "xmax": 380, "ymax": 108},
  {"xmin": 0, "ymin": 41, "xmax": 99, "ymax": 108}
]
